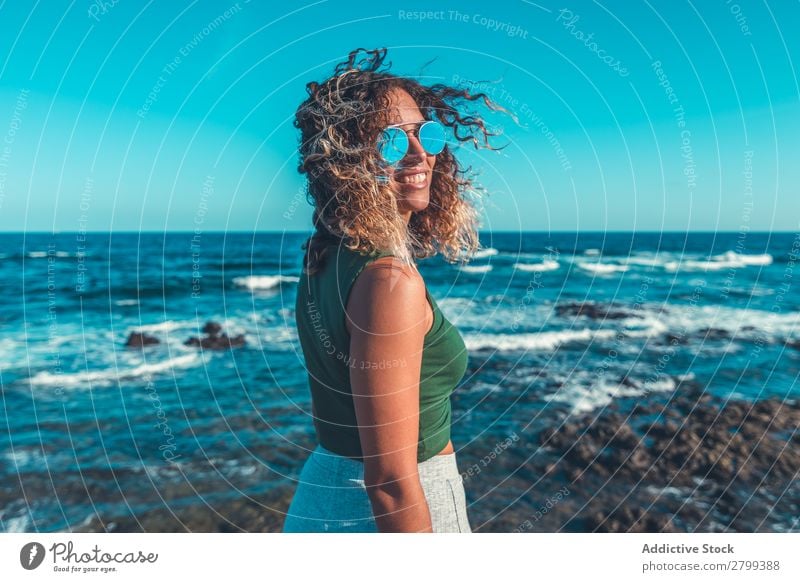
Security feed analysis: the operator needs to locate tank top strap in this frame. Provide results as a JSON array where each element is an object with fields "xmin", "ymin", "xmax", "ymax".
[
  {"xmin": 321, "ymin": 242, "xmax": 397, "ymax": 315},
  {"xmin": 335, "ymin": 245, "xmax": 441, "ymax": 340}
]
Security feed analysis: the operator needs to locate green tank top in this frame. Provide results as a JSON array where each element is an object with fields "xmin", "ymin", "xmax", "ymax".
[{"xmin": 295, "ymin": 239, "xmax": 469, "ymax": 462}]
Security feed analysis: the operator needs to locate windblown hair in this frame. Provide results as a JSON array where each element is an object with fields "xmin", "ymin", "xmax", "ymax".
[{"xmin": 296, "ymin": 48, "xmax": 507, "ymax": 275}]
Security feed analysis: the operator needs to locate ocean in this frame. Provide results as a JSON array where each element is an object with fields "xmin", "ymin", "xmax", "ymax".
[{"xmin": 1, "ymin": 231, "xmax": 798, "ymax": 532}]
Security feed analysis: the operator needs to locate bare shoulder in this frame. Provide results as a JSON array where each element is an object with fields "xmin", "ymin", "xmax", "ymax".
[{"xmin": 346, "ymin": 257, "xmax": 429, "ymax": 336}]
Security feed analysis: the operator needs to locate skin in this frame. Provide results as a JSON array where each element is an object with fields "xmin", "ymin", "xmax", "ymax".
[
  {"xmin": 344, "ymin": 87, "xmax": 452, "ymax": 533},
  {"xmin": 385, "ymin": 88, "xmax": 436, "ymax": 224}
]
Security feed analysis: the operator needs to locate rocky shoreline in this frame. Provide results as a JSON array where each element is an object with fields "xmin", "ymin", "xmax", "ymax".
[
  {"xmin": 66, "ymin": 382, "xmax": 799, "ymax": 533},
  {"xmin": 469, "ymin": 382, "xmax": 800, "ymax": 532}
]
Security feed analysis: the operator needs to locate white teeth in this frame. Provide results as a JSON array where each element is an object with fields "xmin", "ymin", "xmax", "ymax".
[{"xmin": 398, "ymin": 172, "xmax": 426, "ymax": 184}]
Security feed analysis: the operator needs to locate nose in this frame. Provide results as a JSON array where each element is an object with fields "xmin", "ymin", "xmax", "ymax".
[{"xmin": 402, "ymin": 132, "xmax": 427, "ymax": 165}]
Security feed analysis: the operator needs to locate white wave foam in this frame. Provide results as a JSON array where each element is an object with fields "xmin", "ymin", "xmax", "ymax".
[
  {"xmin": 577, "ymin": 261, "xmax": 630, "ymax": 274},
  {"xmin": 27, "ymin": 352, "xmax": 208, "ymax": 388},
  {"xmin": 115, "ymin": 299, "xmax": 139, "ymax": 306},
  {"xmin": 584, "ymin": 248, "xmax": 600, "ymax": 256},
  {"xmin": 258, "ymin": 325, "xmax": 299, "ymax": 350},
  {"xmin": 133, "ymin": 320, "xmax": 189, "ymax": 334},
  {"xmin": 208, "ymin": 457, "xmax": 260, "ymax": 478},
  {"xmin": 3, "ymin": 448, "xmax": 46, "ymax": 470},
  {"xmin": 462, "ymin": 381, "xmax": 502, "ymax": 394},
  {"xmin": 715, "ymin": 251, "xmax": 772, "ymax": 265},
  {"xmin": 627, "ymin": 302, "xmax": 800, "ymax": 344},
  {"xmin": 514, "ymin": 260, "xmax": 560, "ymax": 272},
  {"xmin": 622, "ymin": 255, "xmax": 672, "ymax": 268},
  {"xmin": 543, "ymin": 373, "xmax": 676, "ymax": 414},
  {"xmin": 460, "ymin": 265, "xmax": 493, "ymax": 274},
  {"xmin": 746, "ymin": 287, "xmax": 775, "ymax": 296},
  {"xmin": 568, "ymin": 251, "xmax": 773, "ymax": 273},
  {"xmin": 465, "ymin": 328, "xmax": 616, "ymax": 351},
  {"xmin": 436, "ymin": 297, "xmax": 480, "ymax": 326},
  {"xmin": 473, "ymin": 248, "xmax": 499, "ymax": 259},
  {"xmin": 438, "ymin": 297, "xmax": 475, "ymax": 311},
  {"xmin": 233, "ymin": 275, "xmax": 299, "ymax": 290},
  {"xmin": 25, "ymin": 250, "xmax": 81, "ymax": 258},
  {"xmin": 621, "ymin": 316, "xmax": 669, "ymax": 338},
  {"xmin": 664, "ymin": 251, "xmax": 773, "ymax": 272},
  {"xmin": 0, "ymin": 338, "xmax": 19, "ymax": 371},
  {"xmin": 2, "ymin": 512, "xmax": 31, "ymax": 533}
]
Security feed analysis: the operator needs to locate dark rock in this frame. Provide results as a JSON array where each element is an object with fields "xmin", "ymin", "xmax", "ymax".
[
  {"xmin": 125, "ymin": 332, "xmax": 160, "ymax": 348},
  {"xmin": 628, "ymin": 446, "xmax": 651, "ymax": 470},
  {"xmin": 538, "ymin": 427, "xmax": 558, "ymax": 446},
  {"xmin": 588, "ymin": 505, "xmax": 678, "ymax": 533},
  {"xmin": 184, "ymin": 333, "xmax": 246, "ymax": 350},
  {"xmin": 699, "ymin": 327, "xmax": 731, "ymax": 339},
  {"xmin": 202, "ymin": 321, "xmax": 223, "ymax": 336},
  {"xmin": 724, "ymin": 402, "xmax": 748, "ymax": 422},
  {"xmin": 184, "ymin": 320, "xmax": 246, "ymax": 350},
  {"xmin": 567, "ymin": 467, "xmax": 583, "ymax": 482},
  {"xmin": 611, "ymin": 423, "xmax": 639, "ymax": 447},
  {"xmin": 648, "ymin": 420, "xmax": 679, "ymax": 440},
  {"xmin": 524, "ymin": 388, "xmax": 800, "ymax": 532},
  {"xmin": 74, "ymin": 487, "xmax": 294, "ymax": 532},
  {"xmin": 555, "ymin": 301, "xmax": 635, "ymax": 320}
]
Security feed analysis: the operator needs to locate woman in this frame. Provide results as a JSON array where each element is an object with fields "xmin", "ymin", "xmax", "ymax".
[{"xmin": 283, "ymin": 48, "xmax": 504, "ymax": 533}]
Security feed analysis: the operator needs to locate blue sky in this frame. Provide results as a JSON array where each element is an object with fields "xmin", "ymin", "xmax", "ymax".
[{"xmin": 0, "ymin": 0, "xmax": 797, "ymax": 232}]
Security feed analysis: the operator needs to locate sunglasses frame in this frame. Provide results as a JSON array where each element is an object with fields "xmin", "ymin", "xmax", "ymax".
[{"xmin": 377, "ymin": 120, "xmax": 446, "ymax": 165}]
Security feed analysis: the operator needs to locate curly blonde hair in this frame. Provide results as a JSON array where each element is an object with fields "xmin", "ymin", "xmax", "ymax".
[{"xmin": 295, "ymin": 48, "xmax": 506, "ymax": 275}]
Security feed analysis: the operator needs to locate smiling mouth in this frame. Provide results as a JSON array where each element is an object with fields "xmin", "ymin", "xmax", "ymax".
[{"xmin": 396, "ymin": 172, "xmax": 427, "ymax": 184}]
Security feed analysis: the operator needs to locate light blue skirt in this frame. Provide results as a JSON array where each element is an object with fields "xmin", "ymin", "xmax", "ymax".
[{"xmin": 282, "ymin": 444, "xmax": 472, "ymax": 533}]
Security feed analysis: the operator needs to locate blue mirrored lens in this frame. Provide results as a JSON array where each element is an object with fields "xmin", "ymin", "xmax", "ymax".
[
  {"xmin": 378, "ymin": 127, "xmax": 408, "ymax": 164},
  {"xmin": 419, "ymin": 121, "xmax": 446, "ymax": 155}
]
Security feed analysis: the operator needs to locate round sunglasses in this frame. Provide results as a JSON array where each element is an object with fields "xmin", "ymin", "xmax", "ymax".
[{"xmin": 377, "ymin": 120, "xmax": 447, "ymax": 165}]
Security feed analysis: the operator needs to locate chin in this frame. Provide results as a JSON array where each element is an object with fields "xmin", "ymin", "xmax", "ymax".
[{"xmin": 397, "ymin": 189, "xmax": 430, "ymax": 213}]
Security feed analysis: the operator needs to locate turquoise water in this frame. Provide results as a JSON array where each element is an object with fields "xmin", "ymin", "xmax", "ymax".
[{"xmin": 1, "ymin": 231, "xmax": 798, "ymax": 531}]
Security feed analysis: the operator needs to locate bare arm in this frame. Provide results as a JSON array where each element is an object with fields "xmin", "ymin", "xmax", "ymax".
[{"xmin": 346, "ymin": 257, "xmax": 433, "ymax": 533}]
